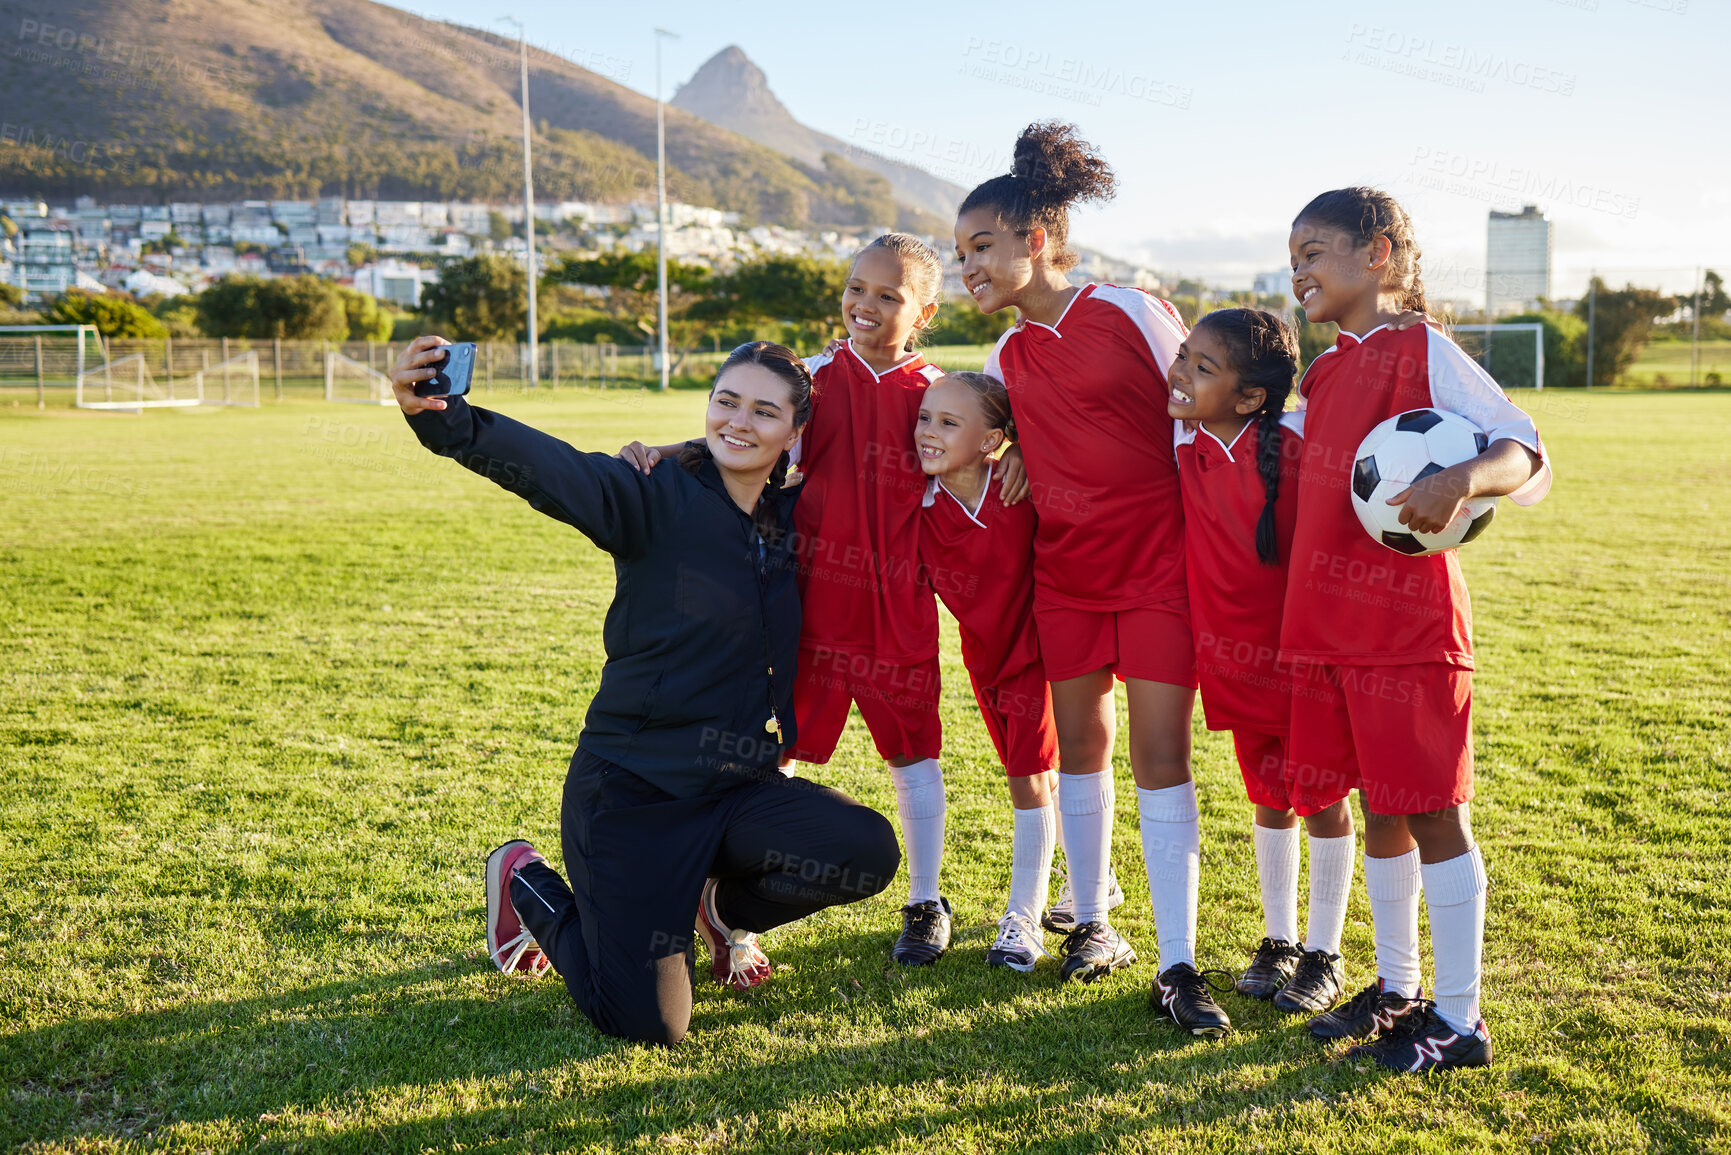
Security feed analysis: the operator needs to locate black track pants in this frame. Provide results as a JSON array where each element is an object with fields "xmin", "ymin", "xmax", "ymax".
[{"xmin": 510, "ymin": 749, "xmax": 899, "ymax": 1046}]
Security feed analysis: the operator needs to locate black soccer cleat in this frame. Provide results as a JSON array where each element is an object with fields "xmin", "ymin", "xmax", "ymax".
[
  {"xmin": 1236, "ymin": 937, "xmax": 1302, "ymax": 1000},
  {"xmin": 1152, "ymin": 962, "xmax": 1234, "ymax": 1038},
  {"xmin": 1057, "ymin": 921, "xmax": 1137, "ymax": 983},
  {"xmin": 1307, "ymin": 978, "xmax": 1425, "ymax": 1041},
  {"xmin": 1344, "ymin": 1001, "xmax": 1492, "ymax": 1072},
  {"xmin": 891, "ymin": 897, "xmax": 952, "ymax": 966},
  {"xmin": 1273, "ymin": 948, "xmax": 1347, "ymax": 1014}
]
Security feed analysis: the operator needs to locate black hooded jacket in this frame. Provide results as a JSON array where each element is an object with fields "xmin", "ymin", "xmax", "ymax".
[{"xmin": 407, "ymin": 398, "xmax": 801, "ymax": 797}]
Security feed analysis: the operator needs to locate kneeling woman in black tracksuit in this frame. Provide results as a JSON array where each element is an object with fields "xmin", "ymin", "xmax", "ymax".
[{"xmin": 390, "ymin": 336, "xmax": 900, "ymax": 1046}]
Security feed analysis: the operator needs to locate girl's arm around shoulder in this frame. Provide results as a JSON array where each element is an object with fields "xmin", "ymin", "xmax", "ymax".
[{"xmin": 1424, "ymin": 327, "xmax": 1552, "ymax": 507}]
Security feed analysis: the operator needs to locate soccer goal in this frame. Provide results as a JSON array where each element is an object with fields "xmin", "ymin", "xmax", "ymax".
[
  {"xmin": 325, "ymin": 351, "xmax": 394, "ymax": 405},
  {"xmin": 0, "ymin": 324, "xmax": 99, "ymax": 407},
  {"xmin": 189, "ymin": 350, "xmax": 261, "ymax": 408},
  {"xmin": 1451, "ymin": 322, "xmax": 1546, "ymax": 391}
]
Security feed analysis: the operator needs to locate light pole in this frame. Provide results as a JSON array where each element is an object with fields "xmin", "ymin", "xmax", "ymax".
[
  {"xmin": 501, "ymin": 16, "xmax": 538, "ymax": 387},
  {"xmin": 655, "ymin": 27, "xmax": 679, "ymax": 392}
]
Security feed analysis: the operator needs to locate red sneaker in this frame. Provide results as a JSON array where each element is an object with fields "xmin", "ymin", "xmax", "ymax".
[
  {"xmin": 485, "ymin": 840, "xmax": 551, "ymax": 976},
  {"xmin": 694, "ymin": 878, "xmax": 772, "ymax": 991}
]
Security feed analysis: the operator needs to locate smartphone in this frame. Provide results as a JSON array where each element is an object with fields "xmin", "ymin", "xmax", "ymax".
[{"xmin": 414, "ymin": 342, "xmax": 476, "ymax": 397}]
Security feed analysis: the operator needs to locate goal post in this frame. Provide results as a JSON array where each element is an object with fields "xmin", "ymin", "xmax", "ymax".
[
  {"xmin": 325, "ymin": 351, "xmax": 395, "ymax": 405},
  {"xmin": 1450, "ymin": 322, "xmax": 1546, "ymax": 391},
  {"xmin": 0, "ymin": 324, "xmax": 99, "ymax": 408},
  {"xmin": 191, "ymin": 350, "xmax": 260, "ymax": 407}
]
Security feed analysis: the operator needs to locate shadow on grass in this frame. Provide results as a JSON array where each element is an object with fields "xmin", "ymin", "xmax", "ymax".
[{"xmin": 5, "ymin": 924, "xmax": 1722, "ymax": 1152}]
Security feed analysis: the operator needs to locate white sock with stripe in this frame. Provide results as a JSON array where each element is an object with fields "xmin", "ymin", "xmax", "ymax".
[
  {"xmin": 890, "ymin": 759, "xmax": 945, "ymax": 906},
  {"xmin": 1422, "ymin": 846, "xmax": 1488, "ymax": 1034}
]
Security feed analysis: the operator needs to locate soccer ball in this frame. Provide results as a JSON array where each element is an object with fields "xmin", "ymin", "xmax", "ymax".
[{"xmin": 1351, "ymin": 408, "xmax": 1497, "ymax": 556}]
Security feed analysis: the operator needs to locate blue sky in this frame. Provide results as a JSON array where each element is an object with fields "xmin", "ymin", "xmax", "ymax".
[{"xmin": 400, "ymin": 0, "xmax": 1727, "ymax": 303}]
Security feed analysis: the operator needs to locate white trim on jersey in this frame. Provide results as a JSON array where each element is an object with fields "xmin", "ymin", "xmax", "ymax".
[
  {"xmin": 844, "ymin": 339, "xmax": 925, "ymax": 381},
  {"xmin": 1018, "ymin": 285, "xmax": 1090, "ymax": 337},
  {"xmin": 1423, "ymin": 327, "xmax": 1552, "ymax": 507},
  {"xmin": 982, "ymin": 327, "xmax": 1015, "ymax": 384},
  {"xmin": 921, "ymin": 475, "xmax": 991, "ymax": 526},
  {"xmin": 1278, "ymin": 409, "xmax": 1305, "ymax": 438},
  {"xmin": 1089, "ymin": 284, "xmax": 1189, "ymax": 373}
]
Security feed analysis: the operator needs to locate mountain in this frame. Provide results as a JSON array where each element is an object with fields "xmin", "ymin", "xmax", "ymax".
[
  {"xmin": 672, "ymin": 46, "xmax": 966, "ymax": 226},
  {"xmin": 0, "ymin": 0, "xmax": 932, "ymax": 231}
]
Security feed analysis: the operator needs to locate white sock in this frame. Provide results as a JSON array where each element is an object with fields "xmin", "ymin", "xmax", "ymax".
[
  {"xmin": 890, "ymin": 759, "xmax": 945, "ymax": 906},
  {"xmin": 1058, "ymin": 770, "xmax": 1114, "ymax": 925},
  {"xmin": 1363, "ymin": 848, "xmax": 1423, "ymax": 998},
  {"xmin": 1423, "ymin": 846, "xmax": 1488, "ymax": 1034},
  {"xmin": 1304, "ymin": 833, "xmax": 1356, "ymax": 955},
  {"xmin": 1253, "ymin": 823, "xmax": 1300, "ymax": 944},
  {"xmin": 1049, "ymin": 772, "xmax": 1068, "ymax": 862},
  {"xmin": 1007, "ymin": 803, "xmax": 1057, "ymax": 926},
  {"xmin": 1137, "ymin": 781, "xmax": 1200, "ymax": 972}
]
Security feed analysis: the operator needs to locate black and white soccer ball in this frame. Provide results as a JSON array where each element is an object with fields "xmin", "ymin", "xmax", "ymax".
[{"xmin": 1351, "ymin": 408, "xmax": 1496, "ymax": 557}]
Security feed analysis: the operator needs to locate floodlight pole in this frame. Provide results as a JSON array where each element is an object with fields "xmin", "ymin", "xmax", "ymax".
[
  {"xmin": 655, "ymin": 27, "xmax": 679, "ymax": 392},
  {"xmin": 502, "ymin": 16, "xmax": 538, "ymax": 386}
]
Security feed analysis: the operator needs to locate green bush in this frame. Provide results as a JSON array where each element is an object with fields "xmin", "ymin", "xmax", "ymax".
[{"xmin": 42, "ymin": 290, "xmax": 168, "ymax": 338}]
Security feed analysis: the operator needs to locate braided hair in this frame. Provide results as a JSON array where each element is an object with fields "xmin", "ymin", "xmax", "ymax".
[
  {"xmin": 958, "ymin": 121, "xmax": 1117, "ymax": 272},
  {"xmin": 679, "ymin": 341, "xmax": 813, "ymax": 545},
  {"xmin": 1191, "ymin": 309, "xmax": 1299, "ymax": 565}
]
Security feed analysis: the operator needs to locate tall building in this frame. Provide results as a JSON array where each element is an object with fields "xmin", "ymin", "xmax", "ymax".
[{"xmin": 1486, "ymin": 205, "xmax": 1552, "ymax": 317}]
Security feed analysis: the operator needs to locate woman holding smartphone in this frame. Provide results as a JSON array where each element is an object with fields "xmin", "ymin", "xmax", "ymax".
[{"xmin": 390, "ymin": 335, "xmax": 900, "ymax": 1047}]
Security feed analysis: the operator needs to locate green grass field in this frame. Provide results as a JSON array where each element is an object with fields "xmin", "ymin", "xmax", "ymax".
[{"xmin": 2, "ymin": 388, "xmax": 1727, "ymax": 1153}]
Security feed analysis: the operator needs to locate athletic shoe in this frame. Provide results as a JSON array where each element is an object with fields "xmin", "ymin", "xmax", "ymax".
[
  {"xmin": 484, "ymin": 840, "xmax": 551, "ymax": 977},
  {"xmin": 1236, "ymin": 937, "xmax": 1303, "ymax": 999},
  {"xmin": 1152, "ymin": 962, "xmax": 1234, "ymax": 1038},
  {"xmin": 1273, "ymin": 948, "xmax": 1347, "ymax": 1014},
  {"xmin": 892, "ymin": 897, "xmax": 953, "ymax": 966},
  {"xmin": 695, "ymin": 877, "xmax": 773, "ymax": 991},
  {"xmin": 1307, "ymin": 979, "xmax": 1426, "ymax": 1041},
  {"xmin": 986, "ymin": 911, "xmax": 1049, "ymax": 973},
  {"xmin": 1057, "ymin": 920, "xmax": 1137, "ymax": 983},
  {"xmin": 1042, "ymin": 867, "xmax": 1126, "ymax": 934},
  {"xmin": 1345, "ymin": 1001, "xmax": 1492, "ymax": 1072}
]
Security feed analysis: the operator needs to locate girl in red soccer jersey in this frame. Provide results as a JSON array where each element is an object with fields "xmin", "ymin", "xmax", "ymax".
[
  {"xmin": 1281, "ymin": 188, "xmax": 1551, "ymax": 1072},
  {"xmin": 1167, "ymin": 308, "xmax": 1358, "ymax": 1017},
  {"xmin": 913, "ymin": 371, "xmax": 1062, "ymax": 971},
  {"xmin": 955, "ymin": 122, "xmax": 1232, "ymax": 1036},
  {"xmin": 619, "ymin": 235, "xmax": 958, "ymax": 967}
]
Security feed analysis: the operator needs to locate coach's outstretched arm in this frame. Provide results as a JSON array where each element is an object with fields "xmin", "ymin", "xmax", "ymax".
[{"xmin": 389, "ymin": 335, "xmax": 664, "ymax": 557}]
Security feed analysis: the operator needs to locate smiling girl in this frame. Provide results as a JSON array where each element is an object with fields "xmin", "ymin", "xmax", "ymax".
[
  {"xmin": 618, "ymin": 235, "xmax": 956, "ymax": 967},
  {"xmin": 914, "ymin": 372, "xmax": 1061, "ymax": 971},
  {"xmin": 1281, "ymin": 188, "xmax": 1551, "ymax": 1071},
  {"xmin": 1168, "ymin": 309, "xmax": 1357, "ymax": 1019},
  {"xmin": 957, "ymin": 121, "xmax": 1232, "ymax": 1036}
]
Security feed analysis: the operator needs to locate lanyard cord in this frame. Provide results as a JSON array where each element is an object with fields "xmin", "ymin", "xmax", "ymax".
[{"xmin": 750, "ymin": 511, "xmax": 783, "ymax": 746}]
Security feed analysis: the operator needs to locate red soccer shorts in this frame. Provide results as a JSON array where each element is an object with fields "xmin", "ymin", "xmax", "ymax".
[
  {"xmin": 788, "ymin": 645, "xmax": 942, "ymax": 764},
  {"xmin": 1230, "ymin": 728, "xmax": 1353, "ymax": 816},
  {"xmin": 1287, "ymin": 661, "xmax": 1473, "ymax": 816},
  {"xmin": 969, "ymin": 663, "xmax": 1060, "ymax": 778},
  {"xmin": 1033, "ymin": 601, "xmax": 1197, "ymax": 687}
]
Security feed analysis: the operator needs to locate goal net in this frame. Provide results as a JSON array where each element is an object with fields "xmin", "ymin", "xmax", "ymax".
[
  {"xmin": 0, "ymin": 324, "xmax": 98, "ymax": 406},
  {"xmin": 325, "ymin": 351, "xmax": 394, "ymax": 405},
  {"xmin": 190, "ymin": 351, "xmax": 261, "ymax": 407},
  {"xmin": 1450, "ymin": 323, "xmax": 1546, "ymax": 391}
]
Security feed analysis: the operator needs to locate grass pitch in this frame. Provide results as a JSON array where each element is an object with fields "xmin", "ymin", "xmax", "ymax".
[{"xmin": 1, "ymin": 386, "xmax": 1727, "ymax": 1153}]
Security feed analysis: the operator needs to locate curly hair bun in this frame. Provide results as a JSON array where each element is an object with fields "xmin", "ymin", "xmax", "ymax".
[{"xmin": 1012, "ymin": 121, "xmax": 1117, "ymax": 209}]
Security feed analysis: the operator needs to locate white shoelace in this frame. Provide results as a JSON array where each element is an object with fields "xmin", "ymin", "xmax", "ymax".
[
  {"xmin": 493, "ymin": 928, "xmax": 551, "ymax": 977},
  {"xmin": 722, "ymin": 927, "xmax": 767, "ymax": 984},
  {"xmin": 994, "ymin": 911, "xmax": 1051, "ymax": 960}
]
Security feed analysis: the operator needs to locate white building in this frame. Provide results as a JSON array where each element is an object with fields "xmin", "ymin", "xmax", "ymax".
[
  {"xmin": 357, "ymin": 260, "xmax": 438, "ymax": 307},
  {"xmin": 1253, "ymin": 270, "xmax": 1292, "ymax": 300},
  {"xmin": 1486, "ymin": 205, "xmax": 1552, "ymax": 317}
]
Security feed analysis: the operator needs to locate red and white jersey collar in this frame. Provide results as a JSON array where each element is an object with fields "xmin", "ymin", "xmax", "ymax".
[
  {"xmin": 921, "ymin": 474, "xmax": 991, "ymax": 526},
  {"xmin": 843, "ymin": 339, "xmax": 926, "ymax": 380}
]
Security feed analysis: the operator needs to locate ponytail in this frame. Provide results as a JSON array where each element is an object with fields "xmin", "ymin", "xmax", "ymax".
[{"xmin": 1192, "ymin": 309, "xmax": 1299, "ymax": 566}]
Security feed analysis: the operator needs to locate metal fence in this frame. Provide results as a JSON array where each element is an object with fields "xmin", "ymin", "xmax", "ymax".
[{"xmin": 0, "ymin": 336, "xmax": 672, "ymax": 405}]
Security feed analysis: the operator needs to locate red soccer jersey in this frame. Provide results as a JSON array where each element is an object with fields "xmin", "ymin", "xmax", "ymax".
[
  {"xmin": 793, "ymin": 341, "xmax": 945, "ymax": 664},
  {"xmin": 1178, "ymin": 416, "xmax": 1303, "ymax": 735},
  {"xmin": 984, "ymin": 283, "xmax": 1190, "ymax": 611},
  {"xmin": 1280, "ymin": 324, "xmax": 1551, "ymax": 669},
  {"xmin": 918, "ymin": 471, "xmax": 1042, "ymax": 686}
]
